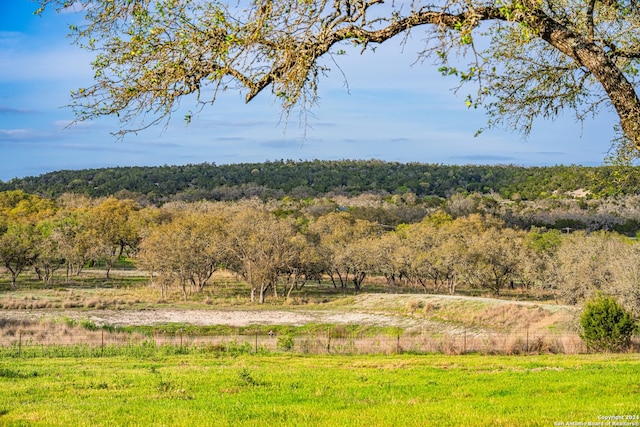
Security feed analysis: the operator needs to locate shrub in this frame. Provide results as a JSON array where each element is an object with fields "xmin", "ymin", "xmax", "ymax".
[
  {"xmin": 580, "ymin": 295, "xmax": 638, "ymax": 353},
  {"xmin": 276, "ymin": 335, "xmax": 295, "ymax": 352},
  {"xmin": 80, "ymin": 319, "xmax": 99, "ymax": 331}
]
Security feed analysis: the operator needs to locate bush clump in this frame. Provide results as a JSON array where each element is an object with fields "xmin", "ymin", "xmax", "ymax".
[
  {"xmin": 276, "ymin": 335, "xmax": 295, "ymax": 352},
  {"xmin": 580, "ymin": 295, "xmax": 638, "ymax": 353}
]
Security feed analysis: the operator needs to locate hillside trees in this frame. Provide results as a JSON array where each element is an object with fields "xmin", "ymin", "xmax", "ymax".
[
  {"xmin": 0, "ymin": 191, "xmax": 58, "ymax": 289},
  {"xmin": 85, "ymin": 198, "xmax": 143, "ymax": 278},
  {"xmin": 308, "ymin": 211, "xmax": 380, "ymax": 291},
  {"xmin": 138, "ymin": 210, "xmax": 228, "ymax": 299},
  {"xmin": 39, "ymin": 1, "xmax": 640, "ymax": 157},
  {"xmin": 2, "ymin": 190, "xmax": 640, "ymax": 316},
  {"xmin": 32, "ymin": 220, "xmax": 65, "ymax": 284},
  {"xmin": 226, "ymin": 207, "xmax": 300, "ymax": 303},
  {"xmin": 6, "ymin": 162, "xmax": 640, "ymax": 203},
  {"xmin": 0, "ymin": 223, "xmax": 40, "ymax": 290},
  {"xmin": 556, "ymin": 231, "xmax": 621, "ymax": 304}
]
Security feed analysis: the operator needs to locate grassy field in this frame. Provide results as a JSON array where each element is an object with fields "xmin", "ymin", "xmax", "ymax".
[
  {"xmin": 1, "ymin": 269, "xmax": 638, "ymax": 426},
  {"xmin": 0, "ymin": 353, "xmax": 638, "ymax": 426}
]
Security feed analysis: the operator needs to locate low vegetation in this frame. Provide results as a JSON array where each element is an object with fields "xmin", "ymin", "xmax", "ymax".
[
  {"xmin": 581, "ymin": 295, "xmax": 638, "ymax": 353},
  {"xmin": 0, "ymin": 353, "xmax": 638, "ymax": 426}
]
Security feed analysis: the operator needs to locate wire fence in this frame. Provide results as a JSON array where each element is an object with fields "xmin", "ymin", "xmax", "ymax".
[{"xmin": 2, "ymin": 327, "xmax": 638, "ymax": 358}]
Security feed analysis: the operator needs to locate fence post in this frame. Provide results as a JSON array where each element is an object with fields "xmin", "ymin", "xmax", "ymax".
[
  {"xmin": 18, "ymin": 331, "xmax": 22, "ymax": 357},
  {"xmin": 526, "ymin": 327, "xmax": 529, "ymax": 354},
  {"xmin": 101, "ymin": 329, "xmax": 104, "ymax": 356},
  {"xmin": 396, "ymin": 332, "xmax": 401, "ymax": 354},
  {"xmin": 463, "ymin": 329, "xmax": 467, "ymax": 354},
  {"xmin": 327, "ymin": 328, "xmax": 331, "ymax": 353},
  {"xmin": 255, "ymin": 332, "xmax": 258, "ymax": 354}
]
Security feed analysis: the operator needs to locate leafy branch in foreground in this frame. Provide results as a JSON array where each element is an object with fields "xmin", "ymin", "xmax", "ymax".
[{"xmin": 38, "ymin": 0, "xmax": 640, "ymax": 159}]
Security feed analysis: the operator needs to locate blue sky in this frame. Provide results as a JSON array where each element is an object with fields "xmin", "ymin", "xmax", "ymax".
[{"xmin": 0, "ymin": 1, "xmax": 618, "ymax": 182}]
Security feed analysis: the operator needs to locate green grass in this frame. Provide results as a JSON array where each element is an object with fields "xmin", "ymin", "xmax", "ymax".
[
  {"xmin": 0, "ymin": 353, "xmax": 637, "ymax": 426},
  {"xmin": 120, "ymin": 322, "xmax": 401, "ymax": 338}
]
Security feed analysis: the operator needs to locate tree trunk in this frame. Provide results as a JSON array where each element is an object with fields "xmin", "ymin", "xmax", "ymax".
[
  {"xmin": 34, "ymin": 267, "xmax": 43, "ymax": 281},
  {"xmin": 352, "ymin": 271, "xmax": 366, "ymax": 292},
  {"xmin": 328, "ymin": 272, "xmax": 338, "ymax": 289},
  {"xmin": 181, "ymin": 279, "xmax": 188, "ymax": 301},
  {"xmin": 535, "ymin": 11, "xmax": 640, "ymax": 146},
  {"xmin": 417, "ymin": 278, "xmax": 428, "ymax": 294},
  {"xmin": 259, "ymin": 283, "xmax": 272, "ymax": 304},
  {"xmin": 286, "ymin": 280, "xmax": 296, "ymax": 300},
  {"xmin": 448, "ymin": 274, "xmax": 458, "ymax": 296}
]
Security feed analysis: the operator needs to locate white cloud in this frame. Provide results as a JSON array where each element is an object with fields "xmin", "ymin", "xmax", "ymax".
[
  {"xmin": 0, "ymin": 44, "xmax": 93, "ymax": 82},
  {"xmin": 0, "ymin": 31, "xmax": 25, "ymax": 46},
  {"xmin": 0, "ymin": 129, "xmax": 30, "ymax": 137},
  {"xmin": 0, "ymin": 128, "xmax": 54, "ymax": 143}
]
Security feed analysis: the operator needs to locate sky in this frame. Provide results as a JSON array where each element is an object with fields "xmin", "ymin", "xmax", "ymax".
[{"xmin": 0, "ymin": 1, "xmax": 620, "ymax": 182}]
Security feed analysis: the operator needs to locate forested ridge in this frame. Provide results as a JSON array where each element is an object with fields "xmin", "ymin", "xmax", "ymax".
[
  {"xmin": 2, "ymin": 160, "xmax": 639, "ymax": 202},
  {"xmin": 2, "ymin": 160, "xmax": 640, "ymax": 314}
]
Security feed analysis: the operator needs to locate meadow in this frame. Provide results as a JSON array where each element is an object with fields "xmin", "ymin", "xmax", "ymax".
[
  {"xmin": 1, "ymin": 269, "xmax": 639, "ymax": 426},
  {"xmin": 0, "ymin": 353, "xmax": 638, "ymax": 426}
]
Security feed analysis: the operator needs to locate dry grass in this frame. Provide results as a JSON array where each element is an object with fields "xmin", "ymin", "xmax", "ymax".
[
  {"xmin": 0, "ymin": 317, "xmax": 149, "ymax": 347},
  {"xmin": 0, "ymin": 296, "xmax": 53, "ymax": 310},
  {"xmin": 1, "ymin": 269, "xmax": 580, "ymax": 349},
  {"xmin": 347, "ymin": 294, "xmax": 578, "ymax": 335},
  {"xmin": 469, "ymin": 304, "xmax": 548, "ymax": 331}
]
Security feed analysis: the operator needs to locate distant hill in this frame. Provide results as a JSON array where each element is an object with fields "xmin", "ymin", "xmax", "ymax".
[{"xmin": 1, "ymin": 160, "xmax": 638, "ymax": 202}]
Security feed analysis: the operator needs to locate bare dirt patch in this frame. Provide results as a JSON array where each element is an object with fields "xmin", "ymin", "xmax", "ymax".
[
  {"xmin": 0, "ymin": 308, "xmax": 419, "ymax": 329},
  {"xmin": 0, "ymin": 293, "xmax": 577, "ymax": 334}
]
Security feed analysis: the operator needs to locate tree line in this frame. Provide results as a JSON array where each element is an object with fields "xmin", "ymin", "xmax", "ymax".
[
  {"xmin": 3, "ymin": 161, "xmax": 640, "ymax": 203},
  {"xmin": 1, "ymin": 190, "xmax": 638, "ymax": 316}
]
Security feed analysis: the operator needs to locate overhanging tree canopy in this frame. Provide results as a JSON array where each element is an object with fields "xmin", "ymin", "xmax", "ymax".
[{"xmin": 39, "ymin": 0, "xmax": 640, "ymax": 158}]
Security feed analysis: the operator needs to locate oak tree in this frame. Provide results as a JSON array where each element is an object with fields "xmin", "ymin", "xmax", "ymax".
[
  {"xmin": 85, "ymin": 198, "xmax": 142, "ymax": 278},
  {"xmin": 0, "ymin": 223, "xmax": 39, "ymax": 290},
  {"xmin": 308, "ymin": 211, "xmax": 379, "ymax": 290},
  {"xmin": 138, "ymin": 211, "xmax": 227, "ymax": 299},
  {"xmin": 226, "ymin": 207, "xmax": 299, "ymax": 303},
  {"xmin": 40, "ymin": 0, "xmax": 640, "ymax": 158}
]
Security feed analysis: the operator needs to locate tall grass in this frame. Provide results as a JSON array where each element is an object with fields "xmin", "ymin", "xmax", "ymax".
[{"xmin": 1, "ymin": 321, "xmax": 602, "ymax": 357}]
